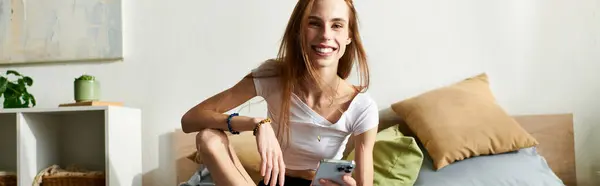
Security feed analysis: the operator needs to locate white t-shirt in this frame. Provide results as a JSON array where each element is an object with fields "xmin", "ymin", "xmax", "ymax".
[{"xmin": 251, "ymin": 59, "xmax": 379, "ymax": 170}]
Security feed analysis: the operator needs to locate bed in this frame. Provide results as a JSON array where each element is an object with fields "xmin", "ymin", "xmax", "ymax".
[{"xmin": 173, "ymin": 113, "xmax": 576, "ymax": 186}]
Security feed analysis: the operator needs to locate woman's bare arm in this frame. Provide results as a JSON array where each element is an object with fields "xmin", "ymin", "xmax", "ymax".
[
  {"xmin": 181, "ymin": 74, "xmax": 261, "ymax": 133},
  {"xmin": 353, "ymin": 127, "xmax": 377, "ymax": 186}
]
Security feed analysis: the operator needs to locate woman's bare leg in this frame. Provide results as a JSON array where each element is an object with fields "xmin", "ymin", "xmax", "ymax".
[{"xmin": 196, "ymin": 129, "xmax": 255, "ymax": 186}]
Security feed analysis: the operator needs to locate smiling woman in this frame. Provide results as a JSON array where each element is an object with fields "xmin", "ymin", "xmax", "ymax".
[
  {"xmin": 180, "ymin": 0, "xmax": 378, "ymax": 186},
  {"xmin": 305, "ymin": 1, "xmax": 353, "ymax": 64}
]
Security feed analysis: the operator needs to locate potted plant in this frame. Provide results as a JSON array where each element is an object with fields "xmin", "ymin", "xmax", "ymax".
[
  {"xmin": 74, "ymin": 74, "xmax": 100, "ymax": 102},
  {"xmin": 0, "ymin": 70, "xmax": 36, "ymax": 108}
]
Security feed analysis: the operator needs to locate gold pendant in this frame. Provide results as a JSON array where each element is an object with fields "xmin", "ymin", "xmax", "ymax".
[{"xmin": 317, "ymin": 135, "xmax": 321, "ymax": 142}]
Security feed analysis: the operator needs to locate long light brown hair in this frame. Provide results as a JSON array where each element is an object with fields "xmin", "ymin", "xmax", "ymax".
[{"xmin": 270, "ymin": 0, "xmax": 370, "ymax": 146}]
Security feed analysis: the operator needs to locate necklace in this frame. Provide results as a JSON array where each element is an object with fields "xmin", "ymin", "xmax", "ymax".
[
  {"xmin": 303, "ymin": 97, "xmax": 345, "ymax": 142},
  {"xmin": 301, "ymin": 103, "xmax": 324, "ymax": 142},
  {"xmin": 296, "ymin": 78, "xmax": 343, "ymax": 142}
]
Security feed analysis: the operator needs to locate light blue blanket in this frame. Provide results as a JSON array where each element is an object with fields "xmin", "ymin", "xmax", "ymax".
[{"xmin": 179, "ymin": 165, "xmax": 216, "ymax": 186}]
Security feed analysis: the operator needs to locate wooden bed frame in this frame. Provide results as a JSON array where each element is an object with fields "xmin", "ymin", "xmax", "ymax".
[{"xmin": 173, "ymin": 113, "xmax": 577, "ymax": 186}]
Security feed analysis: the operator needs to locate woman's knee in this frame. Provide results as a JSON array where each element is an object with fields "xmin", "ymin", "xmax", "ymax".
[{"xmin": 195, "ymin": 129, "xmax": 228, "ymax": 153}]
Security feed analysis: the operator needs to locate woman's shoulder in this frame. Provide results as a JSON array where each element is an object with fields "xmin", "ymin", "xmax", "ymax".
[
  {"xmin": 348, "ymin": 91, "xmax": 379, "ymax": 134},
  {"xmin": 251, "ymin": 58, "xmax": 283, "ymax": 78},
  {"xmin": 251, "ymin": 59, "xmax": 283, "ymax": 98},
  {"xmin": 351, "ymin": 91, "xmax": 378, "ymax": 112}
]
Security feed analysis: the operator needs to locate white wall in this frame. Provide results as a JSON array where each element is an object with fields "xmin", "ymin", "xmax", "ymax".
[{"xmin": 2, "ymin": 0, "xmax": 599, "ymax": 185}]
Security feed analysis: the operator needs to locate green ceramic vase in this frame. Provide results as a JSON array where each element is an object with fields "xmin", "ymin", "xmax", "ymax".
[{"xmin": 74, "ymin": 79, "xmax": 100, "ymax": 102}]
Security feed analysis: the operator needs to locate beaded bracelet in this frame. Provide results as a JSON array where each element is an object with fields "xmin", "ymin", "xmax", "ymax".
[
  {"xmin": 253, "ymin": 118, "xmax": 271, "ymax": 136},
  {"xmin": 227, "ymin": 113, "xmax": 240, "ymax": 135}
]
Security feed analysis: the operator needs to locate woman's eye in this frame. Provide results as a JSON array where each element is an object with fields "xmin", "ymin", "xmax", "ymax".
[
  {"xmin": 309, "ymin": 21, "xmax": 321, "ymax": 27},
  {"xmin": 333, "ymin": 24, "xmax": 343, "ymax": 29}
]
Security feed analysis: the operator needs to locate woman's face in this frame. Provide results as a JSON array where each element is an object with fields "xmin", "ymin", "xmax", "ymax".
[{"xmin": 304, "ymin": 0, "xmax": 352, "ymax": 69}]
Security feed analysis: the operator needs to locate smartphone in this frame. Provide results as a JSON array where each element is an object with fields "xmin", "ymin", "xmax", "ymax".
[{"xmin": 312, "ymin": 159, "xmax": 355, "ymax": 186}]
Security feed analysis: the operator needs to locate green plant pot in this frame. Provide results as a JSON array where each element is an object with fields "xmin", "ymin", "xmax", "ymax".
[{"xmin": 74, "ymin": 79, "xmax": 100, "ymax": 102}]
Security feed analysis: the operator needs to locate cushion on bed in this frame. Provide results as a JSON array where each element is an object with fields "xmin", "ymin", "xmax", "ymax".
[
  {"xmin": 345, "ymin": 125, "xmax": 424, "ymax": 186},
  {"xmin": 390, "ymin": 73, "xmax": 539, "ymax": 170},
  {"xmin": 414, "ymin": 146, "xmax": 565, "ymax": 186}
]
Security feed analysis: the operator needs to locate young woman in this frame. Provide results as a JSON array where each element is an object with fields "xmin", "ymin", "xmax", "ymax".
[{"xmin": 181, "ymin": 0, "xmax": 378, "ymax": 185}]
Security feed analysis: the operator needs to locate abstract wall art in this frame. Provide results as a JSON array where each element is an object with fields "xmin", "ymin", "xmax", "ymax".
[{"xmin": 0, "ymin": 0, "xmax": 122, "ymax": 64}]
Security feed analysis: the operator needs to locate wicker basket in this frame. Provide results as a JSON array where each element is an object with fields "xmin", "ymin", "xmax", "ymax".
[
  {"xmin": 41, "ymin": 174, "xmax": 105, "ymax": 186},
  {"xmin": 33, "ymin": 165, "xmax": 105, "ymax": 186},
  {"xmin": 0, "ymin": 174, "xmax": 17, "ymax": 186}
]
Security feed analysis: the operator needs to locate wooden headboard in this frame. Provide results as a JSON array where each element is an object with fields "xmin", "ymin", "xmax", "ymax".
[
  {"xmin": 174, "ymin": 129, "xmax": 202, "ymax": 185},
  {"xmin": 173, "ymin": 113, "xmax": 576, "ymax": 185},
  {"xmin": 513, "ymin": 113, "xmax": 576, "ymax": 186}
]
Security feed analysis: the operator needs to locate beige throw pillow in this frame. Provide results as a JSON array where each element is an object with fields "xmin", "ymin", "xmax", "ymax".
[{"xmin": 391, "ymin": 73, "xmax": 538, "ymax": 170}]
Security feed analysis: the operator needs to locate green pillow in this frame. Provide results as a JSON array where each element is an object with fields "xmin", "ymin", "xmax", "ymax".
[{"xmin": 346, "ymin": 125, "xmax": 424, "ymax": 186}]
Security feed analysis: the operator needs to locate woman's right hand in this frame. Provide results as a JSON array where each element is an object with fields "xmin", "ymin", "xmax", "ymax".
[{"xmin": 255, "ymin": 119, "xmax": 286, "ymax": 186}]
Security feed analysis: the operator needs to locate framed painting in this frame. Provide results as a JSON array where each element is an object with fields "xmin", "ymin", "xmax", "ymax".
[{"xmin": 0, "ymin": 0, "xmax": 122, "ymax": 65}]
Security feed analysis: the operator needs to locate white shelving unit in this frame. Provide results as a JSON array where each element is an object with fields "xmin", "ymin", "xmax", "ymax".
[{"xmin": 0, "ymin": 106, "xmax": 141, "ymax": 186}]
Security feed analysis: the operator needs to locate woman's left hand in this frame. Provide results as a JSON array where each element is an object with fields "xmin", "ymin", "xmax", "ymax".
[{"xmin": 317, "ymin": 174, "xmax": 356, "ymax": 186}]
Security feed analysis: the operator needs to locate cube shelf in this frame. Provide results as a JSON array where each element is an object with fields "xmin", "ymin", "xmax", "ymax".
[
  {"xmin": 0, "ymin": 106, "xmax": 141, "ymax": 186},
  {"xmin": 0, "ymin": 113, "xmax": 17, "ymax": 174}
]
